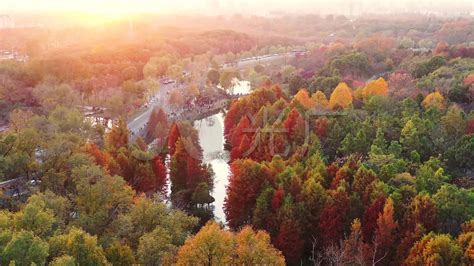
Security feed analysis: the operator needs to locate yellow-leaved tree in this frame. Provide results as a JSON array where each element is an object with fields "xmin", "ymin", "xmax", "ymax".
[
  {"xmin": 363, "ymin": 77, "xmax": 389, "ymax": 97},
  {"xmin": 422, "ymin": 91, "xmax": 445, "ymax": 110},
  {"xmin": 176, "ymin": 221, "xmax": 285, "ymax": 265},
  {"xmin": 311, "ymin": 90, "xmax": 329, "ymax": 109},
  {"xmin": 176, "ymin": 221, "xmax": 233, "ymax": 265},
  {"xmin": 234, "ymin": 226, "xmax": 285, "ymax": 265},
  {"xmin": 405, "ymin": 233, "xmax": 464, "ymax": 265},
  {"xmin": 329, "ymin": 82, "xmax": 353, "ymax": 109}
]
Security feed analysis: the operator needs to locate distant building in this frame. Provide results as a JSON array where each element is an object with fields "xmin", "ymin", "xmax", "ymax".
[
  {"xmin": 0, "ymin": 50, "xmax": 29, "ymax": 62},
  {"xmin": 0, "ymin": 15, "xmax": 14, "ymax": 28},
  {"xmin": 410, "ymin": 47, "xmax": 432, "ymax": 55},
  {"xmin": 0, "ymin": 50, "xmax": 14, "ymax": 60}
]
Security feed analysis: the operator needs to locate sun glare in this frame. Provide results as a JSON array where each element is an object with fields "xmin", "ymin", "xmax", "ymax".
[
  {"xmin": 3, "ymin": 0, "xmax": 140, "ymax": 24},
  {"xmin": 86, "ymin": 8, "xmax": 129, "ymax": 19},
  {"xmin": 60, "ymin": 3, "xmax": 137, "ymax": 25},
  {"xmin": 75, "ymin": 9, "xmax": 130, "ymax": 24}
]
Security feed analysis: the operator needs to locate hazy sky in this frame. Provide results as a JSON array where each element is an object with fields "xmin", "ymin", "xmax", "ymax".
[{"xmin": 1, "ymin": 0, "xmax": 473, "ymax": 16}]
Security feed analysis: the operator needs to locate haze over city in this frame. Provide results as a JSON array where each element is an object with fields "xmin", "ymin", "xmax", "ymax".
[{"xmin": 1, "ymin": 0, "xmax": 473, "ymax": 16}]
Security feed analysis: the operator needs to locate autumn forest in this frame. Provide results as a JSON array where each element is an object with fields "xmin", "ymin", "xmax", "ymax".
[{"xmin": 0, "ymin": 5, "xmax": 473, "ymax": 266}]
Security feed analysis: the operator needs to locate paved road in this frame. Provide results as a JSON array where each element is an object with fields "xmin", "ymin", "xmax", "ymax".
[
  {"xmin": 223, "ymin": 53, "xmax": 296, "ymax": 70},
  {"xmin": 127, "ymin": 81, "xmax": 176, "ymax": 139}
]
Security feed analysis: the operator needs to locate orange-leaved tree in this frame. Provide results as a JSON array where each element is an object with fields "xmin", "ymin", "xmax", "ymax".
[
  {"xmin": 374, "ymin": 198, "xmax": 398, "ymax": 264},
  {"xmin": 293, "ymin": 89, "xmax": 315, "ymax": 109},
  {"xmin": 363, "ymin": 77, "xmax": 389, "ymax": 97}
]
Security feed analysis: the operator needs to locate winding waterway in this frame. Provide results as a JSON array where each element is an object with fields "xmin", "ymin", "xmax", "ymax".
[{"xmin": 194, "ymin": 81, "xmax": 251, "ymax": 223}]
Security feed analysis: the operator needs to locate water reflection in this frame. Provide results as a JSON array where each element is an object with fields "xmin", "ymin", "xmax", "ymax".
[
  {"xmin": 232, "ymin": 80, "xmax": 251, "ymax": 95},
  {"xmin": 194, "ymin": 80, "xmax": 251, "ymax": 223},
  {"xmin": 195, "ymin": 113, "xmax": 229, "ymax": 223}
]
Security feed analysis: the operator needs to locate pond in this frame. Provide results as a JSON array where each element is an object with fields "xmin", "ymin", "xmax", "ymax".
[
  {"xmin": 194, "ymin": 80, "xmax": 251, "ymax": 223},
  {"xmin": 194, "ymin": 113, "xmax": 229, "ymax": 223}
]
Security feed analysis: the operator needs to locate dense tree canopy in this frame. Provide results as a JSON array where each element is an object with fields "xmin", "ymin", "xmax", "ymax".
[{"xmin": 0, "ymin": 12, "xmax": 473, "ymax": 266}]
